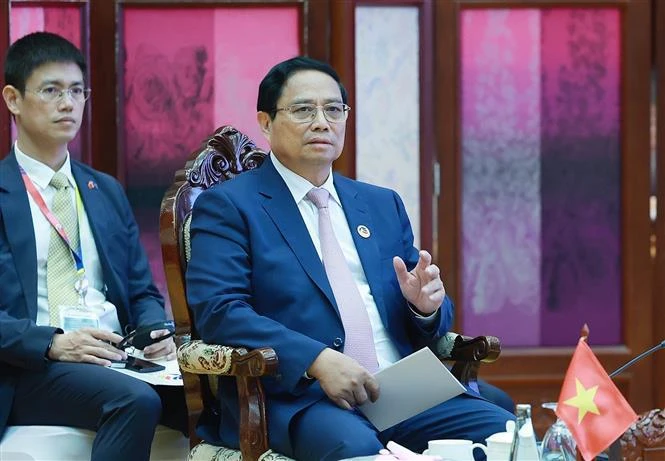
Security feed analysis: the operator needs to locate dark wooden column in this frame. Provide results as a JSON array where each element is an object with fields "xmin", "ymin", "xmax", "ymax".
[
  {"xmin": 0, "ymin": 0, "xmax": 10, "ymax": 155},
  {"xmin": 419, "ymin": 0, "xmax": 435, "ymax": 253},
  {"xmin": 330, "ymin": 0, "xmax": 355, "ymax": 178},
  {"xmin": 653, "ymin": 0, "xmax": 665, "ymax": 408},
  {"xmin": 435, "ymin": 0, "xmax": 460, "ymax": 311},
  {"xmin": 306, "ymin": 0, "xmax": 330, "ymax": 62},
  {"xmin": 89, "ymin": 0, "xmax": 120, "ymax": 180}
]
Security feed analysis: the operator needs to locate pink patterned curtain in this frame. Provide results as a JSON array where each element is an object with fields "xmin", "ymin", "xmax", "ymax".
[{"xmin": 460, "ymin": 8, "xmax": 621, "ymax": 346}]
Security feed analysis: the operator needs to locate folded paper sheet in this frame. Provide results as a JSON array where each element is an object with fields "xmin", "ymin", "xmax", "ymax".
[{"xmin": 358, "ymin": 347, "xmax": 466, "ymax": 431}]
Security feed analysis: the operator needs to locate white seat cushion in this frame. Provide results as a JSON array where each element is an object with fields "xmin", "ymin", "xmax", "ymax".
[{"xmin": 0, "ymin": 424, "xmax": 189, "ymax": 461}]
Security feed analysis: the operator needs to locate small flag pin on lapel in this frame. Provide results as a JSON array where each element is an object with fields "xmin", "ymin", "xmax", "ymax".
[
  {"xmin": 87, "ymin": 180, "xmax": 97, "ymax": 190},
  {"xmin": 357, "ymin": 225, "xmax": 371, "ymax": 238}
]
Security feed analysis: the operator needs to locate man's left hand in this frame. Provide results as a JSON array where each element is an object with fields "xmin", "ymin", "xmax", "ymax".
[
  {"xmin": 142, "ymin": 329, "xmax": 176, "ymax": 360},
  {"xmin": 393, "ymin": 250, "xmax": 445, "ymax": 315}
]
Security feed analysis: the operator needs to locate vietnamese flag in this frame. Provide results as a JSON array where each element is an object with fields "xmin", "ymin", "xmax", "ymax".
[{"xmin": 556, "ymin": 337, "xmax": 638, "ymax": 460}]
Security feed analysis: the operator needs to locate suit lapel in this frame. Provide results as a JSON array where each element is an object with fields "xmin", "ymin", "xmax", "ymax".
[
  {"xmin": 335, "ymin": 175, "xmax": 387, "ymax": 322},
  {"xmin": 0, "ymin": 152, "xmax": 38, "ymax": 317},
  {"xmin": 71, "ymin": 164, "xmax": 131, "ymax": 327},
  {"xmin": 71, "ymin": 164, "xmax": 112, "ymax": 267},
  {"xmin": 258, "ymin": 159, "xmax": 339, "ymax": 311}
]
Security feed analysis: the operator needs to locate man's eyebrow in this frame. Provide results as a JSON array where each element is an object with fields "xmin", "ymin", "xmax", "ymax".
[
  {"xmin": 288, "ymin": 97, "xmax": 343, "ymax": 105},
  {"xmin": 38, "ymin": 79, "xmax": 84, "ymax": 87}
]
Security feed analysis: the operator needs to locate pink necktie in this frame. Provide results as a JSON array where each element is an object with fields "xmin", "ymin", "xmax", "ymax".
[{"xmin": 307, "ymin": 187, "xmax": 378, "ymax": 373}]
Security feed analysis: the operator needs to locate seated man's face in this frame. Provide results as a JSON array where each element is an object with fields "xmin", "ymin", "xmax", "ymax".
[
  {"xmin": 11, "ymin": 61, "xmax": 85, "ymax": 149},
  {"xmin": 263, "ymin": 69, "xmax": 346, "ymax": 178}
]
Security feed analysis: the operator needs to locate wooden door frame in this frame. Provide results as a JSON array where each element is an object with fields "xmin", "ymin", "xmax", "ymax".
[
  {"xmin": 435, "ymin": 0, "xmax": 654, "ymax": 430},
  {"xmin": 331, "ymin": 0, "xmax": 435, "ymax": 251},
  {"xmin": 0, "ymin": 0, "xmax": 9, "ymax": 155},
  {"xmin": 653, "ymin": 0, "xmax": 665, "ymax": 409}
]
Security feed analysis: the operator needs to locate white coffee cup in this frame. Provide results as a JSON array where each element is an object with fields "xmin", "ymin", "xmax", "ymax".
[
  {"xmin": 485, "ymin": 431, "xmax": 513, "ymax": 461},
  {"xmin": 423, "ymin": 439, "xmax": 487, "ymax": 461}
]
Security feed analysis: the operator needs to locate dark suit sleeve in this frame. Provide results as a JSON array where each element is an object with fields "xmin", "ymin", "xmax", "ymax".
[
  {"xmin": 391, "ymin": 190, "xmax": 454, "ymax": 342},
  {"xmin": 0, "ymin": 310, "xmax": 58, "ymax": 369},
  {"xmin": 186, "ymin": 187, "xmax": 328, "ymax": 395},
  {"xmin": 104, "ymin": 177, "xmax": 166, "ymax": 327},
  {"xmin": 0, "ymin": 215, "xmax": 59, "ymax": 369}
]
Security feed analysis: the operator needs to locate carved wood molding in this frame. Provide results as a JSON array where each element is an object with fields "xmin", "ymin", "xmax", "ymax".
[
  {"xmin": 620, "ymin": 409, "xmax": 665, "ymax": 460},
  {"xmin": 187, "ymin": 125, "xmax": 267, "ymax": 189}
]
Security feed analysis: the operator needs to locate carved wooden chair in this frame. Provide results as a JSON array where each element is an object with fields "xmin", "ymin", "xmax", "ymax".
[
  {"xmin": 618, "ymin": 408, "xmax": 665, "ymax": 460},
  {"xmin": 571, "ymin": 408, "xmax": 665, "ymax": 460},
  {"xmin": 159, "ymin": 125, "xmax": 504, "ymax": 461}
]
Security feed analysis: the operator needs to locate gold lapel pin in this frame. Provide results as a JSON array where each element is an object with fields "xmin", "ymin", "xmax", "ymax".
[{"xmin": 357, "ymin": 225, "xmax": 371, "ymax": 238}]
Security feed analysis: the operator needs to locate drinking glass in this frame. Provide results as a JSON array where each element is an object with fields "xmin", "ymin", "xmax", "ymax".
[{"xmin": 539, "ymin": 402, "xmax": 576, "ymax": 461}]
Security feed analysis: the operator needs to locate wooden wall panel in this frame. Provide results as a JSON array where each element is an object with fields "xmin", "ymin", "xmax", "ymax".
[{"xmin": 437, "ymin": 0, "xmax": 654, "ymax": 437}]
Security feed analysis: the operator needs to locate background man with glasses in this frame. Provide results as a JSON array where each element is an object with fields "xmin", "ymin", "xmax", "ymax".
[
  {"xmin": 186, "ymin": 56, "xmax": 514, "ymax": 461},
  {"xmin": 0, "ymin": 32, "xmax": 185, "ymax": 460}
]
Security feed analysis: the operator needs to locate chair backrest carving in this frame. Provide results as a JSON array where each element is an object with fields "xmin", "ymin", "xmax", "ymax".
[
  {"xmin": 160, "ymin": 125, "xmax": 267, "ymax": 444},
  {"xmin": 187, "ymin": 127, "xmax": 267, "ymax": 189}
]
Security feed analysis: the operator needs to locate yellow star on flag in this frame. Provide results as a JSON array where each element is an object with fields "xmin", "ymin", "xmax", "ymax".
[{"xmin": 564, "ymin": 378, "xmax": 600, "ymax": 424}]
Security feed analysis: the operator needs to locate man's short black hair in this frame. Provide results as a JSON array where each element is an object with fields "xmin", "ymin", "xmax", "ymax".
[
  {"xmin": 4, "ymin": 32, "xmax": 86, "ymax": 94},
  {"xmin": 257, "ymin": 56, "xmax": 347, "ymax": 118}
]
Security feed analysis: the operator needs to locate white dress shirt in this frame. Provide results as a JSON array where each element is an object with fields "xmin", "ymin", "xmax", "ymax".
[
  {"xmin": 271, "ymin": 153, "xmax": 402, "ymax": 370},
  {"xmin": 15, "ymin": 143, "xmax": 122, "ymax": 333}
]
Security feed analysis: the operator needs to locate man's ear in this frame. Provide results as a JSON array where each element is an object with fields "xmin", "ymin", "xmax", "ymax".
[
  {"xmin": 257, "ymin": 111, "xmax": 272, "ymax": 141},
  {"xmin": 2, "ymin": 85, "xmax": 21, "ymax": 115}
]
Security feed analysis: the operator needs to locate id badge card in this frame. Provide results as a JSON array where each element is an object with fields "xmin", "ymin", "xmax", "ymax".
[{"xmin": 60, "ymin": 305, "xmax": 101, "ymax": 332}]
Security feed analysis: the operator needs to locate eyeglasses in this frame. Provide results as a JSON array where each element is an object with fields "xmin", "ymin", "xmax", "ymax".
[
  {"xmin": 27, "ymin": 86, "xmax": 92, "ymax": 103},
  {"xmin": 275, "ymin": 103, "xmax": 350, "ymax": 123}
]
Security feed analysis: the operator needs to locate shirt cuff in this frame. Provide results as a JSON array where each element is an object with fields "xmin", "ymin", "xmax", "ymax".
[
  {"xmin": 44, "ymin": 329, "xmax": 63, "ymax": 361},
  {"xmin": 408, "ymin": 303, "xmax": 439, "ymax": 326}
]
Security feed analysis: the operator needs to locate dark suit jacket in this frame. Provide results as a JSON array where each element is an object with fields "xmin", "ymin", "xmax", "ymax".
[
  {"xmin": 186, "ymin": 158, "xmax": 454, "ymax": 454},
  {"xmin": 0, "ymin": 151, "xmax": 166, "ymax": 438}
]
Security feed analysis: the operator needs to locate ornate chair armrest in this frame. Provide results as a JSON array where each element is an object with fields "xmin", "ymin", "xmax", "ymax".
[
  {"xmin": 434, "ymin": 332, "xmax": 501, "ymax": 363},
  {"xmin": 432, "ymin": 332, "xmax": 501, "ymax": 385},
  {"xmin": 176, "ymin": 340, "xmax": 279, "ymax": 460},
  {"xmin": 177, "ymin": 339, "xmax": 279, "ymax": 377},
  {"xmin": 617, "ymin": 408, "xmax": 665, "ymax": 460}
]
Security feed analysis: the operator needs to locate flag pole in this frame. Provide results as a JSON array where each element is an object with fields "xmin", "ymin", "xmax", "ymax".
[{"xmin": 575, "ymin": 324, "xmax": 589, "ymax": 461}]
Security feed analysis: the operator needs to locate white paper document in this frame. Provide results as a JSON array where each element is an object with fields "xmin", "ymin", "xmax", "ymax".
[{"xmin": 358, "ymin": 347, "xmax": 466, "ymax": 431}]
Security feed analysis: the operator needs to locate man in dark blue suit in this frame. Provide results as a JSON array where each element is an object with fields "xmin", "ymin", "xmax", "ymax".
[
  {"xmin": 186, "ymin": 56, "xmax": 514, "ymax": 461},
  {"xmin": 0, "ymin": 32, "xmax": 185, "ymax": 461}
]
